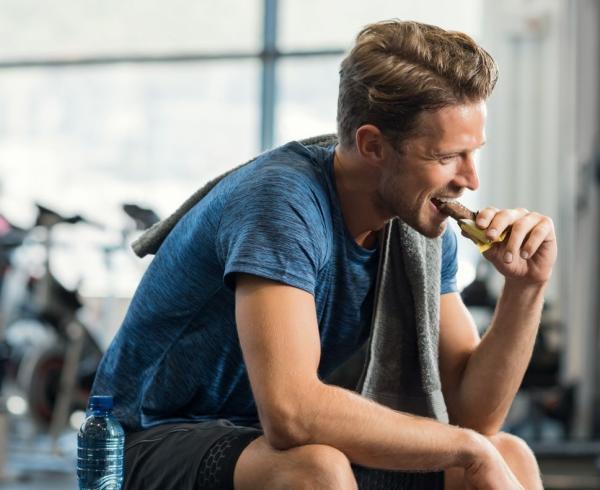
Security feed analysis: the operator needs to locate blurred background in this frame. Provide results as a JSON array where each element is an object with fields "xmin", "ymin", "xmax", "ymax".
[{"xmin": 0, "ymin": 0, "xmax": 598, "ymax": 488}]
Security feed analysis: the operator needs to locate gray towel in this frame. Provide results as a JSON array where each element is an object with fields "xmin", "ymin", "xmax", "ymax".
[
  {"xmin": 132, "ymin": 134, "xmax": 447, "ymax": 423},
  {"xmin": 357, "ymin": 218, "xmax": 447, "ymax": 422}
]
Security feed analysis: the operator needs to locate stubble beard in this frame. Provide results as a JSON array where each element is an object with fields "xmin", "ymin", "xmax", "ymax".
[{"xmin": 377, "ymin": 179, "xmax": 446, "ymax": 239}]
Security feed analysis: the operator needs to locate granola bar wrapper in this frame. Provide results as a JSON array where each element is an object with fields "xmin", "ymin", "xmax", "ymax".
[{"xmin": 458, "ymin": 219, "xmax": 507, "ymax": 253}]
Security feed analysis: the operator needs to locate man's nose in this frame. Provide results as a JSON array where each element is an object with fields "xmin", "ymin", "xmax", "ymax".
[{"xmin": 454, "ymin": 154, "xmax": 480, "ymax": 191}]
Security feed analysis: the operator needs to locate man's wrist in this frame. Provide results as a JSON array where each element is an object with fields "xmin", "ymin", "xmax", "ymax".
[
  {"xmin": 504, "ymin": 270, "xmax": 551, "ymax": 290},
  {"xmin": 456, "ymin": 429, "xmax": 495, "ymax": 469},
  {"xmin": 503, "ymin": 277, "xmax": 548, "ymax": 297}
]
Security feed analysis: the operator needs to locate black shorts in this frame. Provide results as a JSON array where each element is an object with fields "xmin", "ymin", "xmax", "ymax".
[
  {"xmin": 123, "ymin": 419, "xmax": 444, "ymax": 490},
  {"xmin": 124, "ymin": 419, "xmax": 261, "ymax": 490}
]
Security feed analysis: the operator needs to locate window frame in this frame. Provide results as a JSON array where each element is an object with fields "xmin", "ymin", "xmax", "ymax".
[{"xmin": 0, "ymin": 0, "xmax": 346, "ymax": 152}]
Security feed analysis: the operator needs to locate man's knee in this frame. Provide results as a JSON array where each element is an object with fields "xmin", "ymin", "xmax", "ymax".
[
  {"xmin": 487, "ymin": 432, "xmax": 539, "ymax": 471},
  {"xmin": 445, "ymin": 432, "xmax": 542, "ymax": 490},
  {"xmin": 282, "ymin": 444, "xmax": 357, "ymax": 490},
  {"xmin": 488, "ymin": 432, "xmax": 535, "ymax": 459},
  {"xmin": 235, "ymin": 437, "xmax": 357, "ymax": 490}
]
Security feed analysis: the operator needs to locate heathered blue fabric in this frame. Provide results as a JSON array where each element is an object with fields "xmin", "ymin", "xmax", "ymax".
[
  {"xmin": 440, "ymin": 225, "xmax": 458, "ymax": 295},
  {"xmin": 91, "ymin": 142, "xmax": 458, "ymax": 432}
]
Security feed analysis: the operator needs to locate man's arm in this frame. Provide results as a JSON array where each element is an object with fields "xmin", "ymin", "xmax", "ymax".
[
  {"xmin": 235, "ymin": 273, "xmax": 522, "ymax": 488},
  {"xmin": 439, "ymin": 286, "xmax": 544, "ymax": 435},
  {"xmin": 439, "ymin": 208, "xmax": 556, "ymax": 435}
]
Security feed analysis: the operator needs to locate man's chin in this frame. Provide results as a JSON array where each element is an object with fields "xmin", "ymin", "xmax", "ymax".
[{"xmin": 405, "ymin": 218, "xmax": 447, "ymax": 238}]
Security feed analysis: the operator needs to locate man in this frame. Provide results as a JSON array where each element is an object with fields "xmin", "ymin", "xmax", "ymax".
[{"xmin": 92, "ymin": 20, "xmax": 555, "ymax": 489}]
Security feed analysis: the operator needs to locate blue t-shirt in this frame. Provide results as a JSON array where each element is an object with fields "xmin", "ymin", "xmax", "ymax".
[{"xmin": 92, "ymin": 142, "xmax": 458, "ymax": 432}]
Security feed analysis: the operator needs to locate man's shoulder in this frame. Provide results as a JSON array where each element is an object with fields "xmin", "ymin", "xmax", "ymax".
[
  {"xmin": 253, "ymin": 140, "xmax": 334, "ymax": 179},
  {"xmin": 228, "ymin": 141, "xmax": 335, "ymax": 205}
]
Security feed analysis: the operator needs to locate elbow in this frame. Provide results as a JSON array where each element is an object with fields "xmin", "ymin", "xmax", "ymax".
[
  {"xmin": 448, "ymin": 407, "xmax": 504, "ymax": 437},
  {"xmin": 445, "ymin": 385, "xmax": 506, "ymax": 437},
  {"xmin": 259, "ymin": 383, "xmax": 322, "ymax": 450},
  {"xmin": 261, "ymin": 401, "xmax": 313, "ymax": 450},
  {"xmin": 465, "ymin": 402, "xmax": 509, "ymax": 437},
  {"xmin": 467, "ymin": 421, "xmax": 504, "ymax": 438},
  {"xmin": 454, "ymin": 418, "xmax": 502, "ymax": 437}
]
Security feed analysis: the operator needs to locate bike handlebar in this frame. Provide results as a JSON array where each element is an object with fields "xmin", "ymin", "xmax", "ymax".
[{"xmin": 34, "ymin": 204, "xmax": 104, "ymax": 230}]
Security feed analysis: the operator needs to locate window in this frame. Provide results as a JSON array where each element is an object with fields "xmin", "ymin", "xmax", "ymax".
[{"xmin": 0, "ymin": 0, "xmax": 484, "ymax": 295}]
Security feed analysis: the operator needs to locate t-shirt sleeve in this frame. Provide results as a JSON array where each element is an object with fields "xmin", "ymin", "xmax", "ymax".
[
  {"xmin": 440, "ymin": 225, "xmax": 459, "ymax": 294},
  {"xmin": 216, "ymin": 166, "xmax": 329, "ymax": 295}
]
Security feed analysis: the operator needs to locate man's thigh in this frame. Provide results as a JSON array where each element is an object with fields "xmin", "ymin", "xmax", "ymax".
[{"xmin": 124, "ymin": 420, "xmax": 262, "ymax": 490}]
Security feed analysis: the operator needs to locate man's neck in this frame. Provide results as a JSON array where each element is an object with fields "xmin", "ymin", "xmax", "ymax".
[{"xmin": 333, "ymin": 146, "xmax": 389, "ymax": 249}]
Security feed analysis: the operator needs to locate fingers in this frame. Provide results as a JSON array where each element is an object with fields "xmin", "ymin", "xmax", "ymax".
[
  {"xmin": 476, "ymin": 207, "xmax": 529, "ymax": 242},
  {"xmin": 520, "ymin": 216, "xmax": 555, "ymax": 258},
  {"xmin": 475, "ymin": 207, "xmax": 555, "ymax": 263},
  {"xmin": 505, "ymin": 214, "xmax": 553, "ymax": 261},
  {"xmin": 502, "ymin": 213, "xmax": 542, "ymax": 263}
]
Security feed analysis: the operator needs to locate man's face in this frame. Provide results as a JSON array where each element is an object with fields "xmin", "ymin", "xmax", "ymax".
[{"xmin": 376, "ymin": 101, "xmax": 486, "ymax": 238}]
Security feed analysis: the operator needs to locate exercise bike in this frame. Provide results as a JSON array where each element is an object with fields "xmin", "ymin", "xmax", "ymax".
[{"xmin": 2, "ymin": 203, "xmax": 159, "ymax": 448}]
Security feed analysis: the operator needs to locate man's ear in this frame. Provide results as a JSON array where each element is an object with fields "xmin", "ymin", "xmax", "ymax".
[{"xmin": 354, "ymin": 125, "xmax": 387, "ymax": 166}]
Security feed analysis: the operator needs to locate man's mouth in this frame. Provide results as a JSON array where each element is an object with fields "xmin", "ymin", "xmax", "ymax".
[
  {"xmin": 430, "ymin": 197, "xmax": 477, "ymax": 221},
  {"xmin": 430, "ymin": 197, "xmax": 457, "ymax": 215},
  {"xmin": 431, "ymin": 197, "xmax": 455, "ymax": 208}
]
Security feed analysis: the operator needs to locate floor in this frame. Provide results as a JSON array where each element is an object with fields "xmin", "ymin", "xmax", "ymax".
[{"xmin": 1, "ymin": 413, "xmax": 77, "ymax": 489}]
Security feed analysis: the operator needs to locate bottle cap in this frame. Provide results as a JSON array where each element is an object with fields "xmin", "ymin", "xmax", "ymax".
[{"xmin": 88, "ymin": 395, "xmax": 113, "ymax": 411}]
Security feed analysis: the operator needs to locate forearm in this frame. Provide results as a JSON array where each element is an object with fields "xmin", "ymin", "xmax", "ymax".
[
  {"xmin": 272, "ymin": 381, "xmax": 483, "ymax": 472},
  {"xmin": 454, "ymin": 280, "xmax": 546, "ymax": 433}
]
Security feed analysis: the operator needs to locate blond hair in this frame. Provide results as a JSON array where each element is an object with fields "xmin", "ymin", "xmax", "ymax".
[{"xmin": 337, "ymin": 20, "xmax": 498, "ymax": 150}]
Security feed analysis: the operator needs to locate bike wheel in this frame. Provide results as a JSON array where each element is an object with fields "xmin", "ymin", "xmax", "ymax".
[{"xmin": 17, "ymin": 344, "xmax": 88, "ymax": 430}]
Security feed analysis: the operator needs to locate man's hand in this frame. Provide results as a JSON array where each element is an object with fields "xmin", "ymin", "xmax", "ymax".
[
  {"xmin": 462, "ymin": 432, "xmax": 525, "ymax": 490},
  {"xmin": 464, "ymin": 453, "xmax": 524, "ymax": 490},
  {"xmin": 468, "ymin": 207, "xmax": 557, "ymax": 285}
]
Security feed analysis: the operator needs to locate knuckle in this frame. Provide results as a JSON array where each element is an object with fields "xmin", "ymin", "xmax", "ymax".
[
  {"xmin": 482, "ymin": 206, "xmax": 499, "ymax": 214},
  {"xmin": 476, "ymin": 209, "xmax": 493, "ymax": 220},
  {"xmin": 520, "ymin": 248, "xmax": 532, "ymax": 259},
  {"xmin": 510, "ymin": 221, "xmax": 528, "ymax": 233},
  {"xmin": 521, "ymin": 238, "xmax": 535, "ymax": 250},
  {"xmin": 497, "ymin": 209, "xmax": 514, "ymax": 219},
  {"xmin": 506, "ymin": 238, "xmax": 521, "ymax": 251},
  {"xmin": 509, "ymin": 208, "xmax": 530, "ymax": 219},
  {"xmin": 529, "ymin": 226, "xmax": 546, "ymax": 238}
]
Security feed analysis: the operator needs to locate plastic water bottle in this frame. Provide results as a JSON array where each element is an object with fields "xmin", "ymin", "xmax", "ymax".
[{"xmin": 77, "ymin": 395, "xmax": 125, "ymax": 490}]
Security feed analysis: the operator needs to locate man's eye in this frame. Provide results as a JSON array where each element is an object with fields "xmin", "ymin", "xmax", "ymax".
[{"xmin": 439, "ymin": 154, "xmax": 459, "ymax": 163}]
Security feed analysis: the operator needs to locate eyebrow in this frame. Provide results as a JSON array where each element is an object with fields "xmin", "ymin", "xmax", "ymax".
[{"xmin": 433, "ymin": 141, "xmax": 486, "ymax": 156}]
